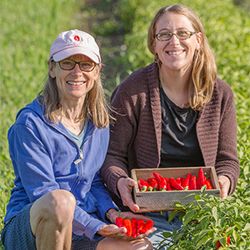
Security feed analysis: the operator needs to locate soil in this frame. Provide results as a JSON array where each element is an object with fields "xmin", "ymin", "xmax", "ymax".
[{"xmin": 79, "ymin": 0, "xmax": 128, "ymax": 95}]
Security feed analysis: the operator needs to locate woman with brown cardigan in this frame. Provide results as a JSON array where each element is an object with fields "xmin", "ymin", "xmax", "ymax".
[{"xmin": 100, "ymin": 4, "xmax": 240, "ymax": 249}]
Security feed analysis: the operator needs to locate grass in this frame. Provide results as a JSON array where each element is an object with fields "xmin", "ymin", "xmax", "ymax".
[{"xmin": 0, "ymin": 0, "xmax": 84, "ymax": 247}]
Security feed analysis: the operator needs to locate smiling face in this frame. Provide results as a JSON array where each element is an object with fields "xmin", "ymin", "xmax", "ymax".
[
  {"xmin": 154, "ymin": 12, "xmax": 202, "ymax": 74},
  {"xmin": 48, "ymin": 54, "xmax": 100, "ymax": 105}
]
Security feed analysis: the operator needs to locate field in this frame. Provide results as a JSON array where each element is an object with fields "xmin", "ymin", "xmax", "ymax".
[{"xmin": 1, "ymin": 0, "xmax": 249, "ymax": 249}]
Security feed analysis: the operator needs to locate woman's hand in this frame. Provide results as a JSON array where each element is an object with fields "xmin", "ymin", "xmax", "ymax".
[
  {"xmin": 218, "ymin": 175, "xmax": 230, "ymax": 199},
  {"xmin": 101, "ymin": 209, "xmax": 157, "ymax": 240},
  {"xmin": 117, "ymin": 177, "xmax": 139, "ymax": 212},
  {"xmin": 97, "ymin": 224, "xmax": 129, "ymax": 240}
]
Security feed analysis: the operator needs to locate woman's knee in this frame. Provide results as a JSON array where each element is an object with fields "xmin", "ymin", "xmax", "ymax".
[
  {"xmin": 30, "ymin": 190, "xmax": 76, "ymax": 232},
  {"xmin": 97, "ymin": 237, "xmax": 153, "ymax": 250},
  {"xmin": 130, "ymin": 238, "xmax": 154, "ymax": 250},
  {"xmin": 48, "ymin": 189, "xmax": 76, "ymax": 221}
]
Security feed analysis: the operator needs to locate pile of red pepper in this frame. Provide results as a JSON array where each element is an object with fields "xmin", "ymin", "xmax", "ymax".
[
  {"xmin": 116, "ymin": 216, "xmax": 154, "ymax": 239},
  {"xmin": 138, "ymin": 167, "xmax": 213, "ymax": 192}
]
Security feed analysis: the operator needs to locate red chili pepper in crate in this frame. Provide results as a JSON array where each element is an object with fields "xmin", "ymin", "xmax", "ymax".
[
  {"xmin": 164, "ymin": 178, "xmax": 169, "ymax": 189},
  {"xmin": 153, "ymin": 172, "xmax": 167, "ymax": 191},
  {"xmin": 123, "ymin": 219, "xmax": 132, "ymax": 237},
  {"xmin": 197, "ymin": 177, "xmax": 201, "ymax": 189},
  {"xmin": 167, "ymin": 179, "xmax": 172, "ymax": 190},
  {"xmin": 147, "ymin": 178, "xmax": 158, "ymax": 191},
  {"xmin": 130, "ymin": 218, "xmax": 137, "ymax": 239},
  {"xmin": 169, "ymin": 177, "xmax": 184, "ymax": 190},
  {"xmin": 198, "ymin": 167, "xmax": 207, "ymax": 188},
  {"xmin": 182, "ymin": 173, "xmax": 191, "ymax": 190},
  {"xmin": 206, "ymin": 178, "xmax": 213, "ymax": 189},
  {"xmin": 190, "ymin": 175, "xmax": 197, "ymax": 190},
  {"xmin": 176, "ymin": 177, "xmax": 182, "ymax": 186},
  {"xmin": 138, "ymin": 179, "xmax": 152, "ymax": 192}
]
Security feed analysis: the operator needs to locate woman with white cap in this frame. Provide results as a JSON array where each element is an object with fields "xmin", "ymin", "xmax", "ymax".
[{"xmin": 1, "ymin": 30, "xmax": 155, "ymax": 250}]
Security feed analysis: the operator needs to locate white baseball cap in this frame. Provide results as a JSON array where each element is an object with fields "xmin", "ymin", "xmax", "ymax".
[{"xmin": 49, "ymin": 29, "xmax": 101, "ymax": 63}]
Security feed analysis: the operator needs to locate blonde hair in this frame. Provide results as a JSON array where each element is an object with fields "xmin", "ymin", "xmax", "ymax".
[
  {"xmin": 148, "ymin": 4, "xmax": 217, "ymax": 110},
  {"xmin": 38, "ymin": 63, "xmax": 110, "ymax": 128}
]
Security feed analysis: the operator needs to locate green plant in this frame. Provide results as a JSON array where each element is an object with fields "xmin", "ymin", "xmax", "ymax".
[{"xmin": 158, "ymin": 187, "xmax": 250, "ymax": 249}]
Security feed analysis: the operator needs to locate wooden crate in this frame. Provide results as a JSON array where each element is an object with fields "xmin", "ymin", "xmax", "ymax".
[{"xmin": 131, "ymin": 166, "xmax": 220, "ymax": 212}]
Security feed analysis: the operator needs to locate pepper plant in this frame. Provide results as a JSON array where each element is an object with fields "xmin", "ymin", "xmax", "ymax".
[{"xmin": 157, "ymin": 186, "xmax": 250, "ymax": 249}]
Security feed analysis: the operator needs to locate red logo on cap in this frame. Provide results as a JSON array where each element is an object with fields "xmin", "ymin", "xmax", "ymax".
[{"xmin": 74, "ymin": 35, "xmax": 80, "ymax": 41}]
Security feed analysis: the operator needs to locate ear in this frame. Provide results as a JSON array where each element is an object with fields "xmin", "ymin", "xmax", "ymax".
[
  {"xmin": 195, "ymin": 32, "xmax": 202, "ymax": 50},
  {"xmin": 48, "ymin": 60, "xmax": 56, "ymax": 78},
  {"xmin": 153, "ymin": 39, "xmax": 158, "ymax": 54},
  {"xmin": 93, "ymin": 64, "xmax": 102, "ymax": 81}
]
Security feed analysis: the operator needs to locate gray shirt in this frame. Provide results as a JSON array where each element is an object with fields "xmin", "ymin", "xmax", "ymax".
[{"xmin": 66, "ymin": 118, "xmax": 89, "ymax": 148}]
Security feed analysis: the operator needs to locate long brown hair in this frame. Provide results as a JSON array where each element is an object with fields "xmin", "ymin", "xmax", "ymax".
[
  {"xmin": 38, "ymin": 63, "xmax": 110, "ymax": 128},
  {"xmin": 148, "ymin": 4, "xmax": 217, "ymax": 110}
]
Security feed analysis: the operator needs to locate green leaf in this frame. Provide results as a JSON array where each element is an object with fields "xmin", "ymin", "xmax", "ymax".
[
  {"xmin": 182, "ymin": 208, "xmax": 197, "ymax": 226},
  {"xmin": 212, "ymin": 206, "xmax": 218, "ymax": 223},
  {"xmin": 243, "ymin": 223, "xmax": 250, "ymax": 231},
  {"xmin": 161, "ymin": 231, "xmax": 173, "ymax": 238},
  {"xmin": 168, "ymin": 210, "xmax": 180, "ymax": 223},
  {"xmin": 195, "ymin": 236, "xmax": 211, "ymax": 249},
  {"xmin": 199, "ymin": 216, "xmax": 210, "ymax": 230}
]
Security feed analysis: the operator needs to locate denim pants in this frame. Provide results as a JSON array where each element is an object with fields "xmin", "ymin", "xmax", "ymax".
[
  {"xmin": 1, "ymin": 203, "xmax": 102, "ymax": 250},
  {"xmin": 145, "ymin": 211, "xmax": 182, "ymax": 250}
]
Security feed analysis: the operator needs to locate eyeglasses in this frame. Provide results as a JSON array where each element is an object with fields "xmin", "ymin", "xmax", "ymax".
[
  {"xmin": 154, "ymin": 31, "xmax": 197, "ymax": 41},
  {"xmin": 57, "ymin": 59, "xmax": 98, "ymax": 72}
]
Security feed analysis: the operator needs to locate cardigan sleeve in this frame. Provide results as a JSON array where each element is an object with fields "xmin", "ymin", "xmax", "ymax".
[{"xmin": 100, "ymin": 86, "xmax": 135, "ymax": 197}]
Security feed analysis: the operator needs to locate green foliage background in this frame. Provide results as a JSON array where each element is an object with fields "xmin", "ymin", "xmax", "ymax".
[
  {"xmin": 0, "ymin": 0, "xmax": 249, "ymax": 248},
  {"xmin": 0, "ymin": 0, "xmax": 83, "ymax": 248}
]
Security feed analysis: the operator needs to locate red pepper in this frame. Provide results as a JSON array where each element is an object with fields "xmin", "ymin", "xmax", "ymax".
[
  {"xmin": 206, "ymin": 179, "xmax": 213, "ymax": 189},
  {"xmin": 198, "ymin": 167, "xmax": 207, "ymax": 188},
  {"xmin": 164, "ymin": 178, "xmax": 169, "ymax": 190},
  {"xmin": 140, "ymin": 219, "xmax": 154, "ymax": 234},
  {"xmin": 196, "ymin": 177, "xmax": 201, "ymax": 189},
  {"xmin": 138, "ymin": 179, "xmax": 152, "ymax": 192},
  {"xmin": 167, "ymin": 178, "xmax": 172, "ymax": 190},
  {"xmin": 176, "ymin": 177, "xmax": 183, "ymax": 186},
  {"xmin": 115, "ymin": 211, "xmax": 124, "ymax": 227},
  {"xmin": 147, "ymin": 178, "xmax": 158, "ymax": 191},
  {"xmin": 153, "ymin": 172, "xmax": 167, "ymax": 191},
  {"xmin": 216, "ymin": 233, "xmax": 230, "ymax": 249},
  {"xmin": 137, "ymin": 219, "xmax": 145, "ymax": 235},
  {"xmin": 182, "ymin": 173, "xmax": 191, "ymax": 190},
  {"xmin": 123, "ymin": 219, "xmax": 132, "ymax": 237},
  {"xmin": 169, "ymin": 177, "xmax": 184, "ymax": 190},
  {"xmin": 130, "ymin": 218, "xmax": 137, "ymax": 239},
  {"xmin": 116, "ymin": 217, "xmax": 124, "ymax": 227},
  {"xmin": 190, "ymin": 175, "xmax": 197, "ymax": 190}
]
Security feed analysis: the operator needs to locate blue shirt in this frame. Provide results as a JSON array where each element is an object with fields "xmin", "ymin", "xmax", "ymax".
[{"xmin": 5, "ymin": 98, "xmax": 118, "ymax": 240}]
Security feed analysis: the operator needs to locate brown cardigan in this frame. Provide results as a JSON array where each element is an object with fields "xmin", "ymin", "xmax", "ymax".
[{"xmin": 101, "ymin": 62, "xmax": 239, "ymax": 200}]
